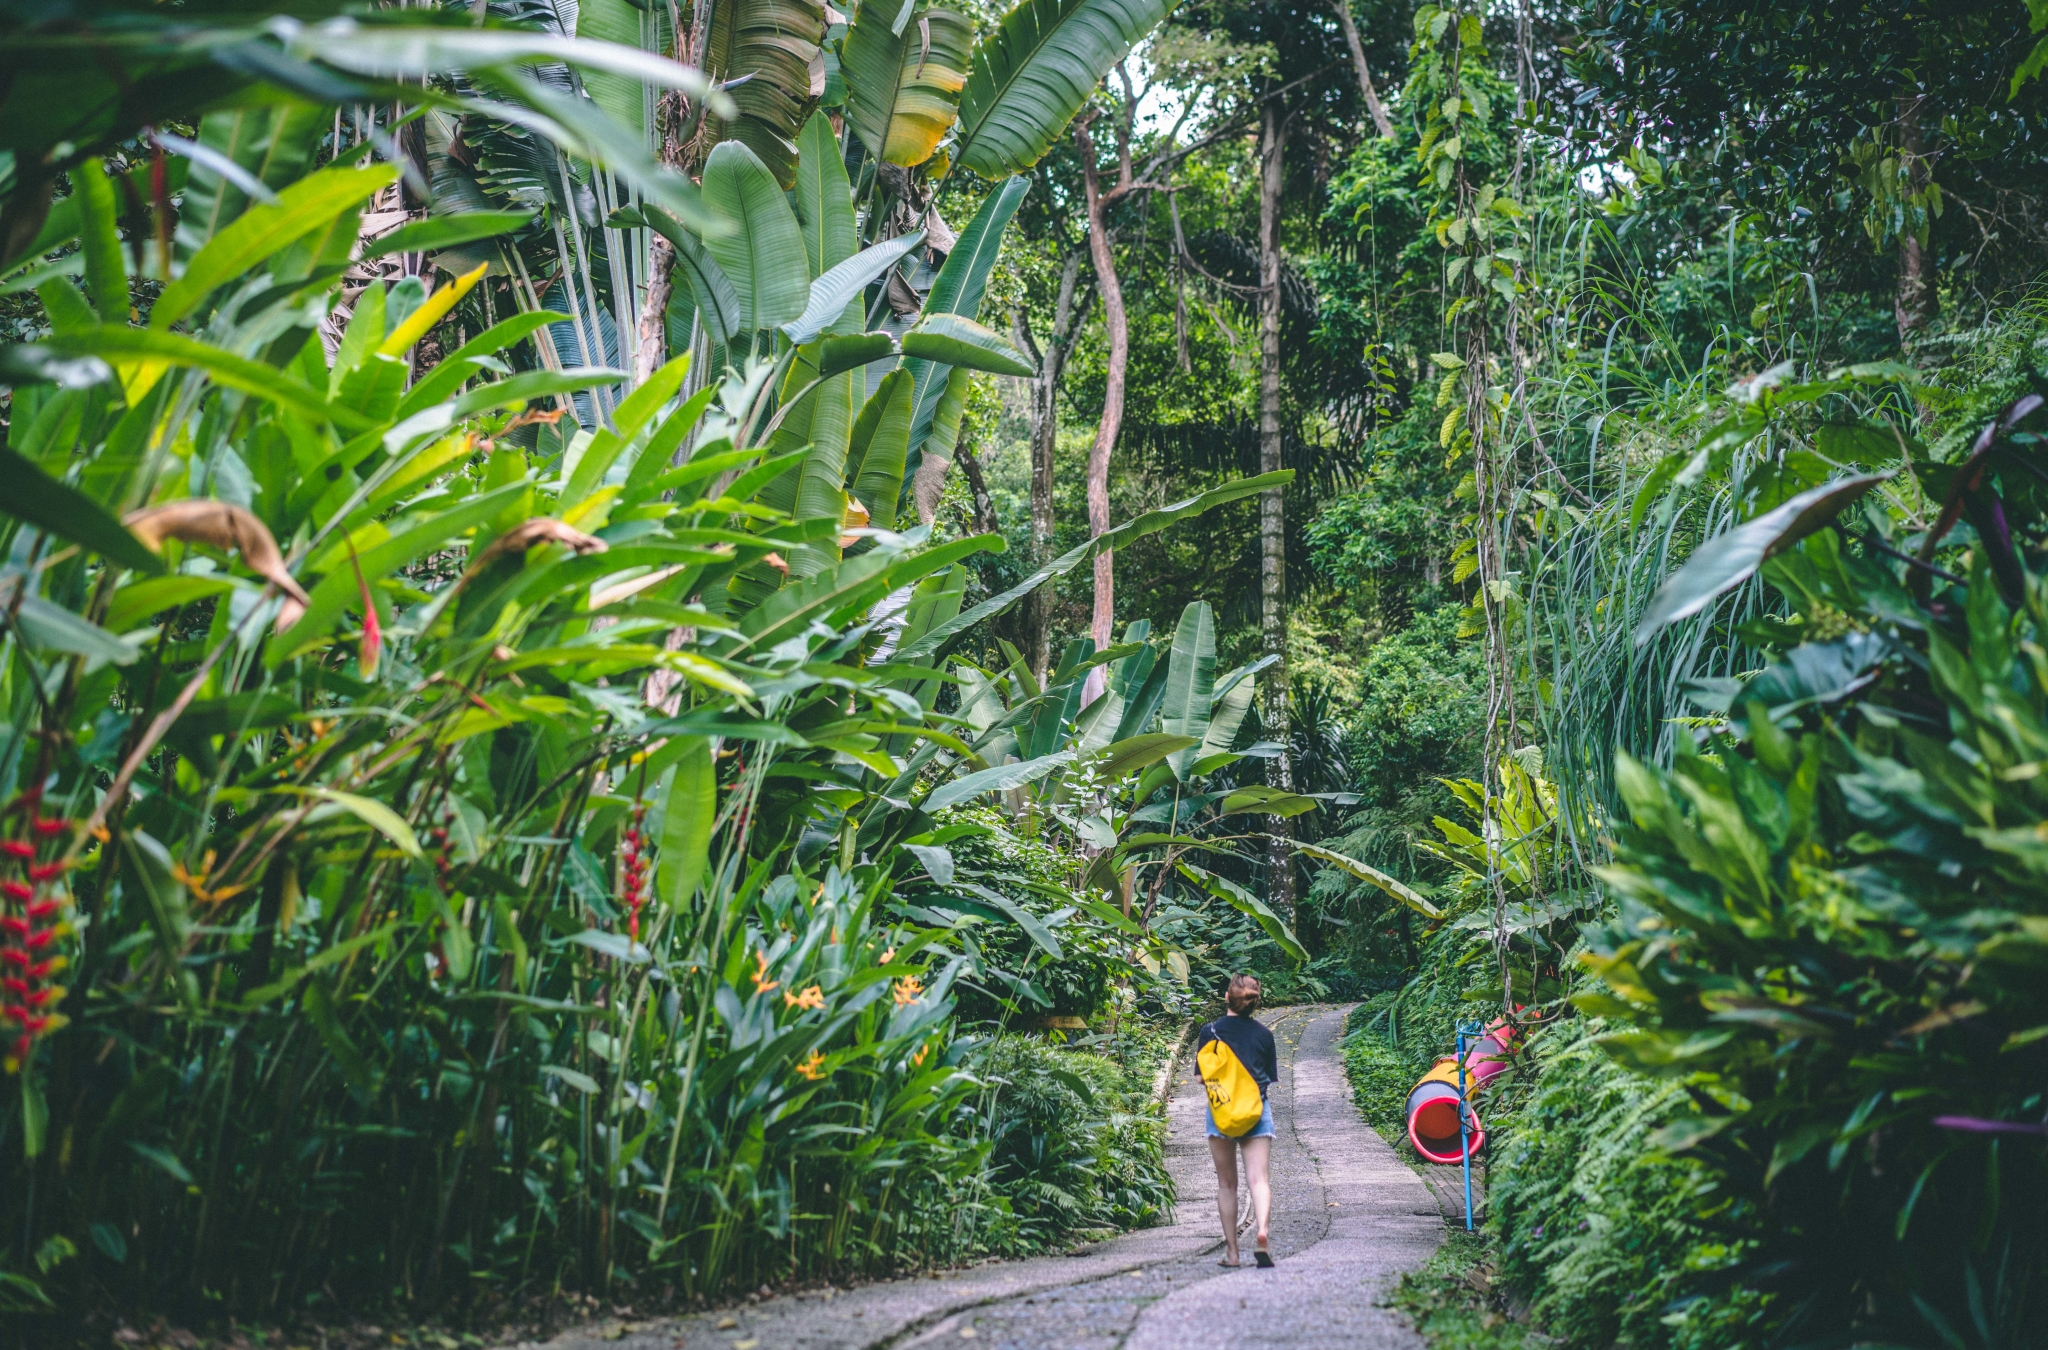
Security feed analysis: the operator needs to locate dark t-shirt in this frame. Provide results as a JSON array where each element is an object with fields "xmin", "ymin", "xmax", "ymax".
[{"xmin": 1200, "ymin": 1012, "xmax": 1278, "ymax": 1092}]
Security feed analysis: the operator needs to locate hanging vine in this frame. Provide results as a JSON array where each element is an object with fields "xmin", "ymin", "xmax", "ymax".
[{"xmin": 1409, "ymin": 2, "xmax": 1529, "ymax": 1014}]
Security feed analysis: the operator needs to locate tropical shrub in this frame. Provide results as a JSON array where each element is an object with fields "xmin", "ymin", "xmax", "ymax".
[
  {"xmin": 0, "ymin": 0, "xmax": 1290, "ymax": 1319},
  {"xmin": 976, "ymin": 1033, "xmax": 1172, "ymax": 1249},
  {"xmin": 1581, "ymin": 384, "xmax": 2048, "ymax": 1348}
]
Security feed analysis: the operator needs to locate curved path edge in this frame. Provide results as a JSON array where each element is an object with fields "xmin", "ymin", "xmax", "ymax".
[{"xmin": 511, "ymin": 1005, "xmax": 1440, "ymax": 1350}]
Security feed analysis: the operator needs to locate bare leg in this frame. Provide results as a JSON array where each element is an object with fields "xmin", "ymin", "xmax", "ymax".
[
  {"xmin": 1208, "ymin": 1136, "xmax": 1242, "ymax": 1263},
  {"xmin": 1240, "ymin": 1136, "xmax": 1273, "ymax": 1252}
]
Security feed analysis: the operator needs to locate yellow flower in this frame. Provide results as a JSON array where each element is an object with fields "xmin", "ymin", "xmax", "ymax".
[
  {"xmin": 784, "ymin": 984, "xmax": 825, "ymax": 1011},
  {"xmin": 794, "ymin": 1050, "xmax": 827, "ymax": 1081},
  {"xmin": 892, "ymin": 975, "xmax": 924, "ymax": 1005},
  {"xmin": 751, "ymin": 949, "xmax": 779, "ymax": 993}
]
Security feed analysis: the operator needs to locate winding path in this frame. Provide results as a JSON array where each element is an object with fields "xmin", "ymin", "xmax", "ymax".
[{"xmin": 534, "ymin": 1005, "xmax": 1441, "ymax": 1350}]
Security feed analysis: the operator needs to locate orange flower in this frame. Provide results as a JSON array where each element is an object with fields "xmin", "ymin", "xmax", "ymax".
[
  {"xmin": 878, "ymin": 947, "xmax": 895, "ymax": 965},
  {"xmin": 751, "ymin": 949, "xmax": 779, "ymax": 993},
  {"xmin": 171, "ymin": 850, "xmax": 249, "ymax": 906},
  {"xmin": 892, "ymin": 975, "xmax": 924, "ymax": 1005},
  {"xmin": 794, "ymin": 1050, "xmax": 826, "ymax": 1081},
  {"xmin": 784, "ymin": 984, "xmax": 825, "ymax": 1011},
  {"xmin": 912, "ymin": 1043, "xmax": 930, "ymax": 1067}
]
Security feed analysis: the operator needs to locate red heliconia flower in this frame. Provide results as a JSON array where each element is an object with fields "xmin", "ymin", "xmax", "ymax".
[
  {"xmin": 347, "ymin": 536, "xmax": 381, "ymax": 680},
  {"xmin": 1, "ymin": 842, "xmax": 31, "ymax": 860}
]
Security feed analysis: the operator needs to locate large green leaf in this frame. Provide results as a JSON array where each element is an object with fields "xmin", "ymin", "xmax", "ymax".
[
  {"xmin": 817, "ymin": 332, "xmax": 899, "ymax": 377},
  {"xmin": 955, "ymin": 0, "xmax": 1170, "ymax": 177},
  {"xmin": 174, "ymin": 103, "xmax": 327, "ymax": 259},
  {"xmin": 702, "ymin": 0, "xmax": 827, "ymax": 187},
  {"xmin": 905, "ymin": 175, "xmax": 1029, "ymax": 452},
  {"xmin": 784, "ymin": 231, "xmax": 926, "ymax": 346},
  {"xmin": 1087, "ymin": 732, "xmax": 1197, "ymax": 783},
  {"xmin": 1218, "ymin": 785, "xmax": 1320, "ymax": 818},
  {"xmin": 1202, "ymin": 657, "xmax": 1269, "ymax": 756},
  {"xmin": 15, "ymin": 595, "xmax": 140, "ymax": 667},
  {"xmin": 73, "ymin": 159, "xmax": 125, "ymax": 323},
  {"xmin": 1177, "ymin": 862, "xmax": 1307, "ymax": 962},
  {"xmin": 793, "ymin": 111, "xmax": 857, "ymax": 280},
  {"xmin": 700, "ymin": 141, "xmax": 811, "ymax": 335},
  {"xmin": 847, "ymin": 369, "xmax": 916, "ymax": 531},
  {"xmin": 1159, "ymin": 601, "xmax": 1215, "ymax": 778},
  {"xmin": 0, "ymin": 447, "xmax": 163, "ymax": 574},
  {"xmin": 43, "ymin": 326, "xmax": 370, "ymax": 431},
  {"xmin": 310, "ymin": 789, "xmax": 423, "ymax": 859},
  {"xmin": 365, "ymin": 211, "xmax": 533, "ymax": 261},
  {"xmin": 925, "ymin": 750, "xmax": 1077, "ymax": 811},
  {"xmin": 153, "ymin": 164, "xmax": 399, "ymax": 330},
  {"xmin": 1634, "ymin": 475, "xmax": 1885, "ymax": 645},
  {"xmin": 574, "ymin": 0, "xmax": 657, "ymax": 139},
  {"xmin": 842, "ymin": 1, "xmax": 975, "ymax": 166},
  {"xmin": 898, "ymin": 470, "xmax": 1293, "ymax": 663},
  {"xmin": 900, "ymin": 311, "xmax": 1034, "ymax": 376},
  {"xmin": 657, "ymin": 737, "xmax": 716, "ymax": 908},
  {"xmin": 789, "ymin": 367, "xmax": 861, "ymax": 575},
  {"xmin": 622, "ymin": 205, "xmax": 745, "ymax": 346},
  {"xmin": 1295, "ymin": 842, "xmax": 1444, "ymax": 920},
  {"xmin": 734, "ymin": 533, "xmax": 1000, "ymax": 653},
  {"xmin": 957, "ymin": 882, "xmax": 1063, "ymax": 959}
]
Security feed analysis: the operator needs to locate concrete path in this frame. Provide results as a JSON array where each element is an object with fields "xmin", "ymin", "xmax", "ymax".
[{"xmin": 521, "ymin": 1005, "xmax": 1440, "ymax": 1350}]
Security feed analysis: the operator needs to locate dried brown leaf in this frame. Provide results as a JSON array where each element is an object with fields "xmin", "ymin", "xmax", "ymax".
[
  {"xmin": 124, "ymin": 501, "xmax": 312, "ymax": 630},
  {"xmin": 471, "ymin": 518, "xmax": 609, "ymax": 570}
]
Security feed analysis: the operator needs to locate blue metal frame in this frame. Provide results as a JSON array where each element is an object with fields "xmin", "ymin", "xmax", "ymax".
[{"xmin": 1455, "ymin": 1019, "xmax": 1482, "ymax": 1232}]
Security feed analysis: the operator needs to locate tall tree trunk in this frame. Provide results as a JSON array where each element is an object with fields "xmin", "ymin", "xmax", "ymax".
[
  {"xmin": 634, "ymin": 234, "xmax": 676, "ymax": 384},
  {"xmin": 1076, "ymin": 113, "xmax": 1129, "ymax": 705},
  {"xmin": 1014, "ymin": 252, "xmax": 1086, "ymax": 680},
  {"xmin": 956, "ymin": 423, "xmax": 1000, "ymax": 538},
  {"xmin": 1333, "ymin": 0, "xmax": 1397, "ymax": 139},
  {"xmin": 1258, "ymin": 103, "xmax": 1295, "ymax": 921},
  {"xmin": 1895, "ymin": 94, "xmax": 1938, "ymax": 346}
]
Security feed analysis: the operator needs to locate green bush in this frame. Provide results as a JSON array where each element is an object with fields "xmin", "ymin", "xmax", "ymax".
[
  {"xmin": 975, "ymin": 1035, "xmax": 1174, "ymax": 1251},
  {"xmin": 1582, "ymin": 394, "xmax": 2048, "ymax": 1347},
  {"xmin": 1485, "ymin": 1019, "xmax": 1772, "ymax": 1350}
]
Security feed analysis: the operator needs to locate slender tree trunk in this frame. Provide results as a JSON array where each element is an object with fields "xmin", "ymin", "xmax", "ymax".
[
  {"xmin": 634, "ymin": 233, "xmax": 676, "ymax": 384},
  {"xmin": 1258, "ymin": 103, "xmax": 1295, "ymax": 920},
  {"xmin": 1333, "ymin": 0, "xmax": 1397, "ymax": 139},
  {"xmin": 1015, "ymin": 252, "xmax": 1086, "ymax": 680},
  {"xmin": 956, "ymin": 425, "xmax": 1000, "ymax": 538},
  {"xmin": 1895, "ymin": 94, "xmax": 1938, "ymax": 346},
  {"xmin": 1076, "ymin": 113, "xmax": 1129, "ymax": 704}
]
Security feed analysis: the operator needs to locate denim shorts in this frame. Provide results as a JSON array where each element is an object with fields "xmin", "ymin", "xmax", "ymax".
[{"xmin": 1207, "ymin": 1099, "xmax": 1275, "ymax": 1140}]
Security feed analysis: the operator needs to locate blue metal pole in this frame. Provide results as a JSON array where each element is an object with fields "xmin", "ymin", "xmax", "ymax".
[{"xmin": 1456, "ymin": 1021, "xmax": 1475, "ymax": 1232}]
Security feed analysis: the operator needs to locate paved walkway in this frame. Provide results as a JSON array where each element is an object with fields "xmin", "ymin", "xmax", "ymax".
[{"xmin": 525, "ymin": 1005, "xmax": 1441, "ymax": 1350}]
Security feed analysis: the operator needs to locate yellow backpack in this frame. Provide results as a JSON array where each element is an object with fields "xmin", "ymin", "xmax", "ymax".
[{"xmin": 1198, "ymin": 1032, "xmax": 1264, "ymax": 1137}]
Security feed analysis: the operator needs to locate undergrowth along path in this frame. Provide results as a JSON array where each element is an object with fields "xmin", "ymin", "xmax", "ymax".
[{"xmin": 520, "ymin": 1006, "xmax": 1440, "ymax": 1350}]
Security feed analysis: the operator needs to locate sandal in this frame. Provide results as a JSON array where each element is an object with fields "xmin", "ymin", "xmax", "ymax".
[
  {"xmin": 1218, "ymin": 1256, "xmax": 1243, "ymax": 1267},
  {"xmin": 1254, "ymin": 1247, "xmax": 1275, "ymax": 1268}
]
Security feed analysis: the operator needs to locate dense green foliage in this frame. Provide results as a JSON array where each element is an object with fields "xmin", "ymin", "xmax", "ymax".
[
  {"xmin": 0, "ymin": 0, "xmax": 1306, "ymax": 1328},
  {"xmin": 10, "ymin": 0, "xmax": 2048, "ymax": 1340}
]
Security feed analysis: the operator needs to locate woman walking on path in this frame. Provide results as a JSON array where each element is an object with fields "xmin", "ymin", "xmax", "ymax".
[{"xmin": 1201, "ymin": 974, "xmax": 1279, "ymax": 1267}]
